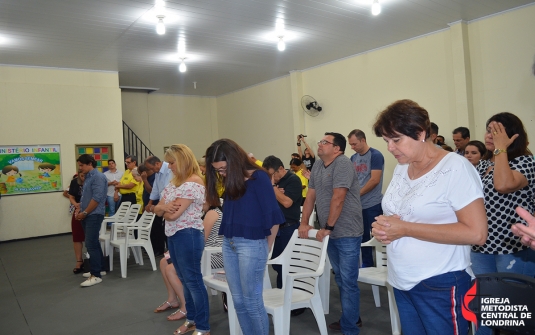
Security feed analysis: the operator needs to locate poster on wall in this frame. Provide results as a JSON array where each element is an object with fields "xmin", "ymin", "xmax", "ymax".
[
  {"xmin": 0, "ymin": 145, "xmax": 63, "ymax": 196},
  {"xmin": 75, "ymin": 144, "xmax": 113, "ymax": 173}
]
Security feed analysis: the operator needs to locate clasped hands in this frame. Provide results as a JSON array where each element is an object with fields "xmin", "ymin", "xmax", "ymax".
[{"xmin": 371, "ymin": 214, "xmax": 405, "ymax": 244}]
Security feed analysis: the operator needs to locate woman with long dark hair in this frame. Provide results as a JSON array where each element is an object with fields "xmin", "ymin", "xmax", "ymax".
[
  {"xmin": 204, "ymin": 139, "xmax": 284, "ymax": 335},
  {"xmin": 470, "ymin": 112, "xmax": 535, "ymax": 335}
]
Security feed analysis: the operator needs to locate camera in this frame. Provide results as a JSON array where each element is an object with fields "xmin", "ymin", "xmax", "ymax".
[{"xmin": 299, "ymin": 134, "xmax": 307, "ymax": 138}]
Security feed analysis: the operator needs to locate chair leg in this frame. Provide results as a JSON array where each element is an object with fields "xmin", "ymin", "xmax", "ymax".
[
  {"xmin": 387, "ymin": 284, "xmax": 401, "ymax": 335},
  {"xmin": 226, "ymin": 289, "xmax": 243, "ymax": 335},
  {"xmin": 310, "ymin": 296, "xmax": 328, "ymax": 335},
  {"xmin": 271, "ymin": 308, "xmax": 285, "ymax": 335},
  {"xmin": 120, "ymin": 245, "xmax": 127, "ymax": 278},
  {"xmin": 109, "ymin": 246, "xmax": 114, "ymax": 271},
  {"xmin": 144, "ymin": 244, "xmax": 157, "ymax": 271},
  {"xmin": 372, "ymin": 285, "xmax": 381, "ymax": 307},
  {"xmin": 105, "ymin": 240, "xmax": 110, "ymax": 258}
]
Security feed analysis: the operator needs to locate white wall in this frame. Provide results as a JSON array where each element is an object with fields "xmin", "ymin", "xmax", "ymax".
[
  {"xmin": 0, "ymin": 66, "xmax": 123, "ymax": 241},
  {"xmin": 121, "ymin": 92, "xmax": 217, "ymax": 159}
]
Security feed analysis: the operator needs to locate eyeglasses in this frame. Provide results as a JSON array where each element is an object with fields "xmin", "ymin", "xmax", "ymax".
[
  {"xmin": 125, "ymin": 160, "xmax": 133, "ymax": 164},
  {"xmin": 317, "ymin": 139, "xmax": 335, "ymax": 146},
  {"xmin": 213, "ymin": 167, "xmax": 227, "ymax": 174}
]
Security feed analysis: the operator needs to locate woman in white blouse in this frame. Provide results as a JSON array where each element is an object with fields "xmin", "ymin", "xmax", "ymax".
[
  {"xmin": 154, "ymin": 144, "xmax": 210, "ymax": 335},
  {"xmin": 371, "ymin": 99, "xmax": 488, "ymax": 335}
]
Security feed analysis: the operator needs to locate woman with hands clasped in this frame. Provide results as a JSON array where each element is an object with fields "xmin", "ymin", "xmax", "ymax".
[
  {"xmin": 371, "ymin": 100, "xmax": 488, "ymax": 335},
  {"xmin": 153, "ymin": 144, "xmax": 210, "ymax": 335},
  {"xmin": 470, "ymin": 113, "xmax": 535, "ymax": 335}
]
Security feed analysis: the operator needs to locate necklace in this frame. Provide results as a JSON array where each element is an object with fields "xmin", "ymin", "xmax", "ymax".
[{"xmin": 409, "ymin": 156, "xmax": 435, "ymax": 179}]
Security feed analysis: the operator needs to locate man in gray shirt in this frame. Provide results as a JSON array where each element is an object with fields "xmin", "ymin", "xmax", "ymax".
[
  {"xmin": 348, "ymin": 129, "xmax": 384, "ymax": 268},
  {"xmin": 299, "ymin": 132, "xmax": 363, "ymax": 335}
]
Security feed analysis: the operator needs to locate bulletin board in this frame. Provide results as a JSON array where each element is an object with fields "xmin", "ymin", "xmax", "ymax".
[
  {"xmin": 75, "ymin": 144, "xmax": 114, "ymax": 173},
  {"xmin": 0, "ymin": 144, "xmax": 63, "ymax": 196}
]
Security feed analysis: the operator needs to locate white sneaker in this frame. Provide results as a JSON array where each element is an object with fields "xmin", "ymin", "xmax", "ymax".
[
  {"xmin": 80, "ymin": 275, "xmax": 102, "ymax": 287},
  {"xmin": 83, "ymin": 271, "xmax": 107, "ymax": 278}
]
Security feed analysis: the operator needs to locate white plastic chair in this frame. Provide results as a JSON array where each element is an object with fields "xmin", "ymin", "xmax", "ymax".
[
  {"xmin": 263, "ymin": 229, "xmax": 329, "ymax": 335},
  {"xmin": 98, "ymin": 202, "xmax": 132, "ymax": 256},
  {"xmin": 300, "ymin": 206, "xmax": 316, "ymax": 227},
  {"xmin": 358, "ymin": 237, "xmax": 401, "ymax": 335},
  {"xmin": 109, "ymin": 209, "xmax": 156, "ymax": 278},
  {"xmin": 201, "ymin": 246, "xmax": 224, "ymax": 295},
  {"xmin": 202, "ymin": 243, "xmax": 273, "ymax": 335}
]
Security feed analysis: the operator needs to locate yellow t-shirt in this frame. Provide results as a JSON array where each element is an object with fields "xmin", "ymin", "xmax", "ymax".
[
  {"xmin": 118, "ymin": 169, "xmax": 140, "ymax": 196},
  {"xmin": 295, "ymin": 169, "xmax": 308, "ymax": 198},
  {"xmin": 136, "ymin": 180, "xmax": 144, "ymax": 213}
]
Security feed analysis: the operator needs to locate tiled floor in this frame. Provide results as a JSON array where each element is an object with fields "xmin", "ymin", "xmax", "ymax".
[{"xmin": 0, "ymin": 234, "xmax": 394, "ymax": 335}]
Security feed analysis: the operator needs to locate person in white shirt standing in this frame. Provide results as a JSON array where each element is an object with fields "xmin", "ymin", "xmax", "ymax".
[{"xmin": 103, "ymin": 159, "xmax": 123, "ymax": 221}]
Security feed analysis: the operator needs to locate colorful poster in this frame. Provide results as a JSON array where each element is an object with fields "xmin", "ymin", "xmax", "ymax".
[{"xmin": 0, "ymin": 145, "xmax": 62, "ymax": 196}]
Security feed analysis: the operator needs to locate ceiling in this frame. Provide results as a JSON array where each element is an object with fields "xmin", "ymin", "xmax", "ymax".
[{"xmin": 1, "ymin": 0, "xmax": 534, "ymax": 96}]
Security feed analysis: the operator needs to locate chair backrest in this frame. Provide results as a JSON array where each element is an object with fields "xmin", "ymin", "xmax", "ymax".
[
  {"xmin": 300, "ymin": 206, "xmax": 317, "ymax": 227},
  {"xmin": 280, "ymin": 229, "xmax": 329, "ymax": 294},
  {"xmin": 132, "ymin": 211, "xmax": 155, "ymax": 242},
  {"xmin": 362, "ymin": 237, "xmax": 387, "ymax": 268},
  {"xmin": 113, "ymin": 201, "xmax": 131, "ymax": 219},
  {"xmin": 118, "ymin": 204, "xmax": 141, "ymax": 224}
]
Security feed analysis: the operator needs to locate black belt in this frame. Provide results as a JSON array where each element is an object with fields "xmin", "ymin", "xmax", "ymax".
[{"xmin": 279, "ymin": 222, "xmax": 298, "ymax": 229}]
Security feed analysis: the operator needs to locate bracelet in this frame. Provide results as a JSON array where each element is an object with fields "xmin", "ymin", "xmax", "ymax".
[{"xmin": 297, "ymin": 143, "xmax": 301, "ymax": 146}]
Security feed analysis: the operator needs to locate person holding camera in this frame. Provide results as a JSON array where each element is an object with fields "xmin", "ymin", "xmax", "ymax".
[{"xmin": 297, "ymin": 134, "xmax": 315, "ymax": 171}]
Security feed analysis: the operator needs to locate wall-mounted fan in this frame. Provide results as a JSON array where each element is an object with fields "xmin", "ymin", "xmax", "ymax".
[{"xmin": 301, "ymin": 95, "xmax": 322, "ymax": 117}]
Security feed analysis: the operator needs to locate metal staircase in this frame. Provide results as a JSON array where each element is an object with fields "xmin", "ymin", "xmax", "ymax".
[{"xmin": 123, "ymin": 121, "xmax": 154, "ymax": 163}]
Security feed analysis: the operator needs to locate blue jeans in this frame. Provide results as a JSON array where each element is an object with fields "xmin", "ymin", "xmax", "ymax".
[
  {"xmin": 394, "ymin": 270, "xmax": 471, "ymax": 335},
  {"xmin": 81, "ymin": 214, "xmax": 105, "ymax": 277},
  {"xmin": 106, "ymin": 195, "xmax": 121, "ymax": 221},
  {"xmin": 328, "ymin": 236, "xmax": 361, "ymax": 335},
  {"xmin": 168, "ymin": 228, "xmax": 210, "ymax": 332},
  {"xmin": 361, "ymin": 203, "xmax": 382, "ymax": 267},
  {"xmin": 271, "ymin": 223, "xmax": 299, "ymax": 289},
  {"xmin": 470, "ymin": 249, "xmax": 535, "ymax": 335},
  {"xmin": 223, "ymin": 237, "xmax": 269, "ymax": 335}
]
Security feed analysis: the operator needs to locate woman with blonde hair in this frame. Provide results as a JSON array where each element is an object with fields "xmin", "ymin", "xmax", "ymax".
[{"xmin": 154, "ymin": 144, "xmax": 210, "ymax": 335}]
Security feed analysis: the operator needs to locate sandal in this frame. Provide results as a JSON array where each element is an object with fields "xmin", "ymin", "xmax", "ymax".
[
  {"xmin": 174, "ymin": 320, "xmax": 196, "ymax": 335},
  {"xmin": 154, "ymin": 301, "xmax": 180, "ymax": 313},
  {"xmin": 73, "ymin": 260, "xmax": 84, "ymax": 274},
  {"xmin": 167, "ymin": 309, "xmax": 187, "ymax": 321}
]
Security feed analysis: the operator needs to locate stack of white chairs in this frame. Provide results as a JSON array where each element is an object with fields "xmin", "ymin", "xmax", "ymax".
[
  {"xmin": 358, "ymin": 237, "xmax": 401, "ymax": 335},
  {"xmin": 98, "ymin": 202, "xmax": 131, "ymax": 256},
  {"xmin": 109, "ymin": 210, "xmax": 156, "ymax": 278}
]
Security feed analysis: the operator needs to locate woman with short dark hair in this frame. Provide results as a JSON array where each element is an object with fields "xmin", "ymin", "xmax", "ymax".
[
  {"xmin": 470, "ymin": 112, "xmax": 535, "ymax": 335},
  {"xmin": 205, "ymin": 139, "xmax": 284, "ymax": 335},
  {"xmin": 372, "ymin": 99, "xmax": 488, "ymax": 335}
]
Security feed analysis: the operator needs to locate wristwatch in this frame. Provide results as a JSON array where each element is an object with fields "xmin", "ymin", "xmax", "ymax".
[
  {"xmin": 324, "ymin": 224, "xmax": 334, "ymax": 231},
  {"xmin": 493, "ymin": 149, "xmax": 506, "ymax": 156},
  {"xmin": 82, "ymin": 211, "xmax": 88, "ymax": 216}
]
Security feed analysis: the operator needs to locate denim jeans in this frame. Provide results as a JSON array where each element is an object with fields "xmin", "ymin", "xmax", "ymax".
[
  {"xmin": 328, "ymin": 236, "xmax": 361, "ymax": 335},
  {"xmin": 106, "ymin": 195, "xmax": 121, "ymax": 221},
  {"xmin": 168, "ymin": 228, "xmax": 210, "ymax": 332},
  {"xmin": 361, "ymin": 203, "xmax": 382, "ymax": 267},
  {"xmin": 223, "ymin": 236, "xmax": 269, "ymax": 335},
  {"xmin": 271, "ymin": 223, "xmax": 299, "ymax": 289},
  {"xmin": 470, "ymin": 249, "xmax": 535, "ymax": 335},
  {"xmin": 394, "ymin": 270, "xmax": 471, "ymax": 335},
  {"xmin": 81, "ymin": 214, "xmax": 105, "ymax": 277}
]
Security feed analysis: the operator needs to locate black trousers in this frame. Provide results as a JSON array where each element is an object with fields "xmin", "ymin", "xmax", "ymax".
[
  {"xmin": 119, "ymin": 192, "xmax": 137, "ymax": 205},
  {"xmin": 150, "ymin": 215, "xmax": 166, "ymax": 255}
]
